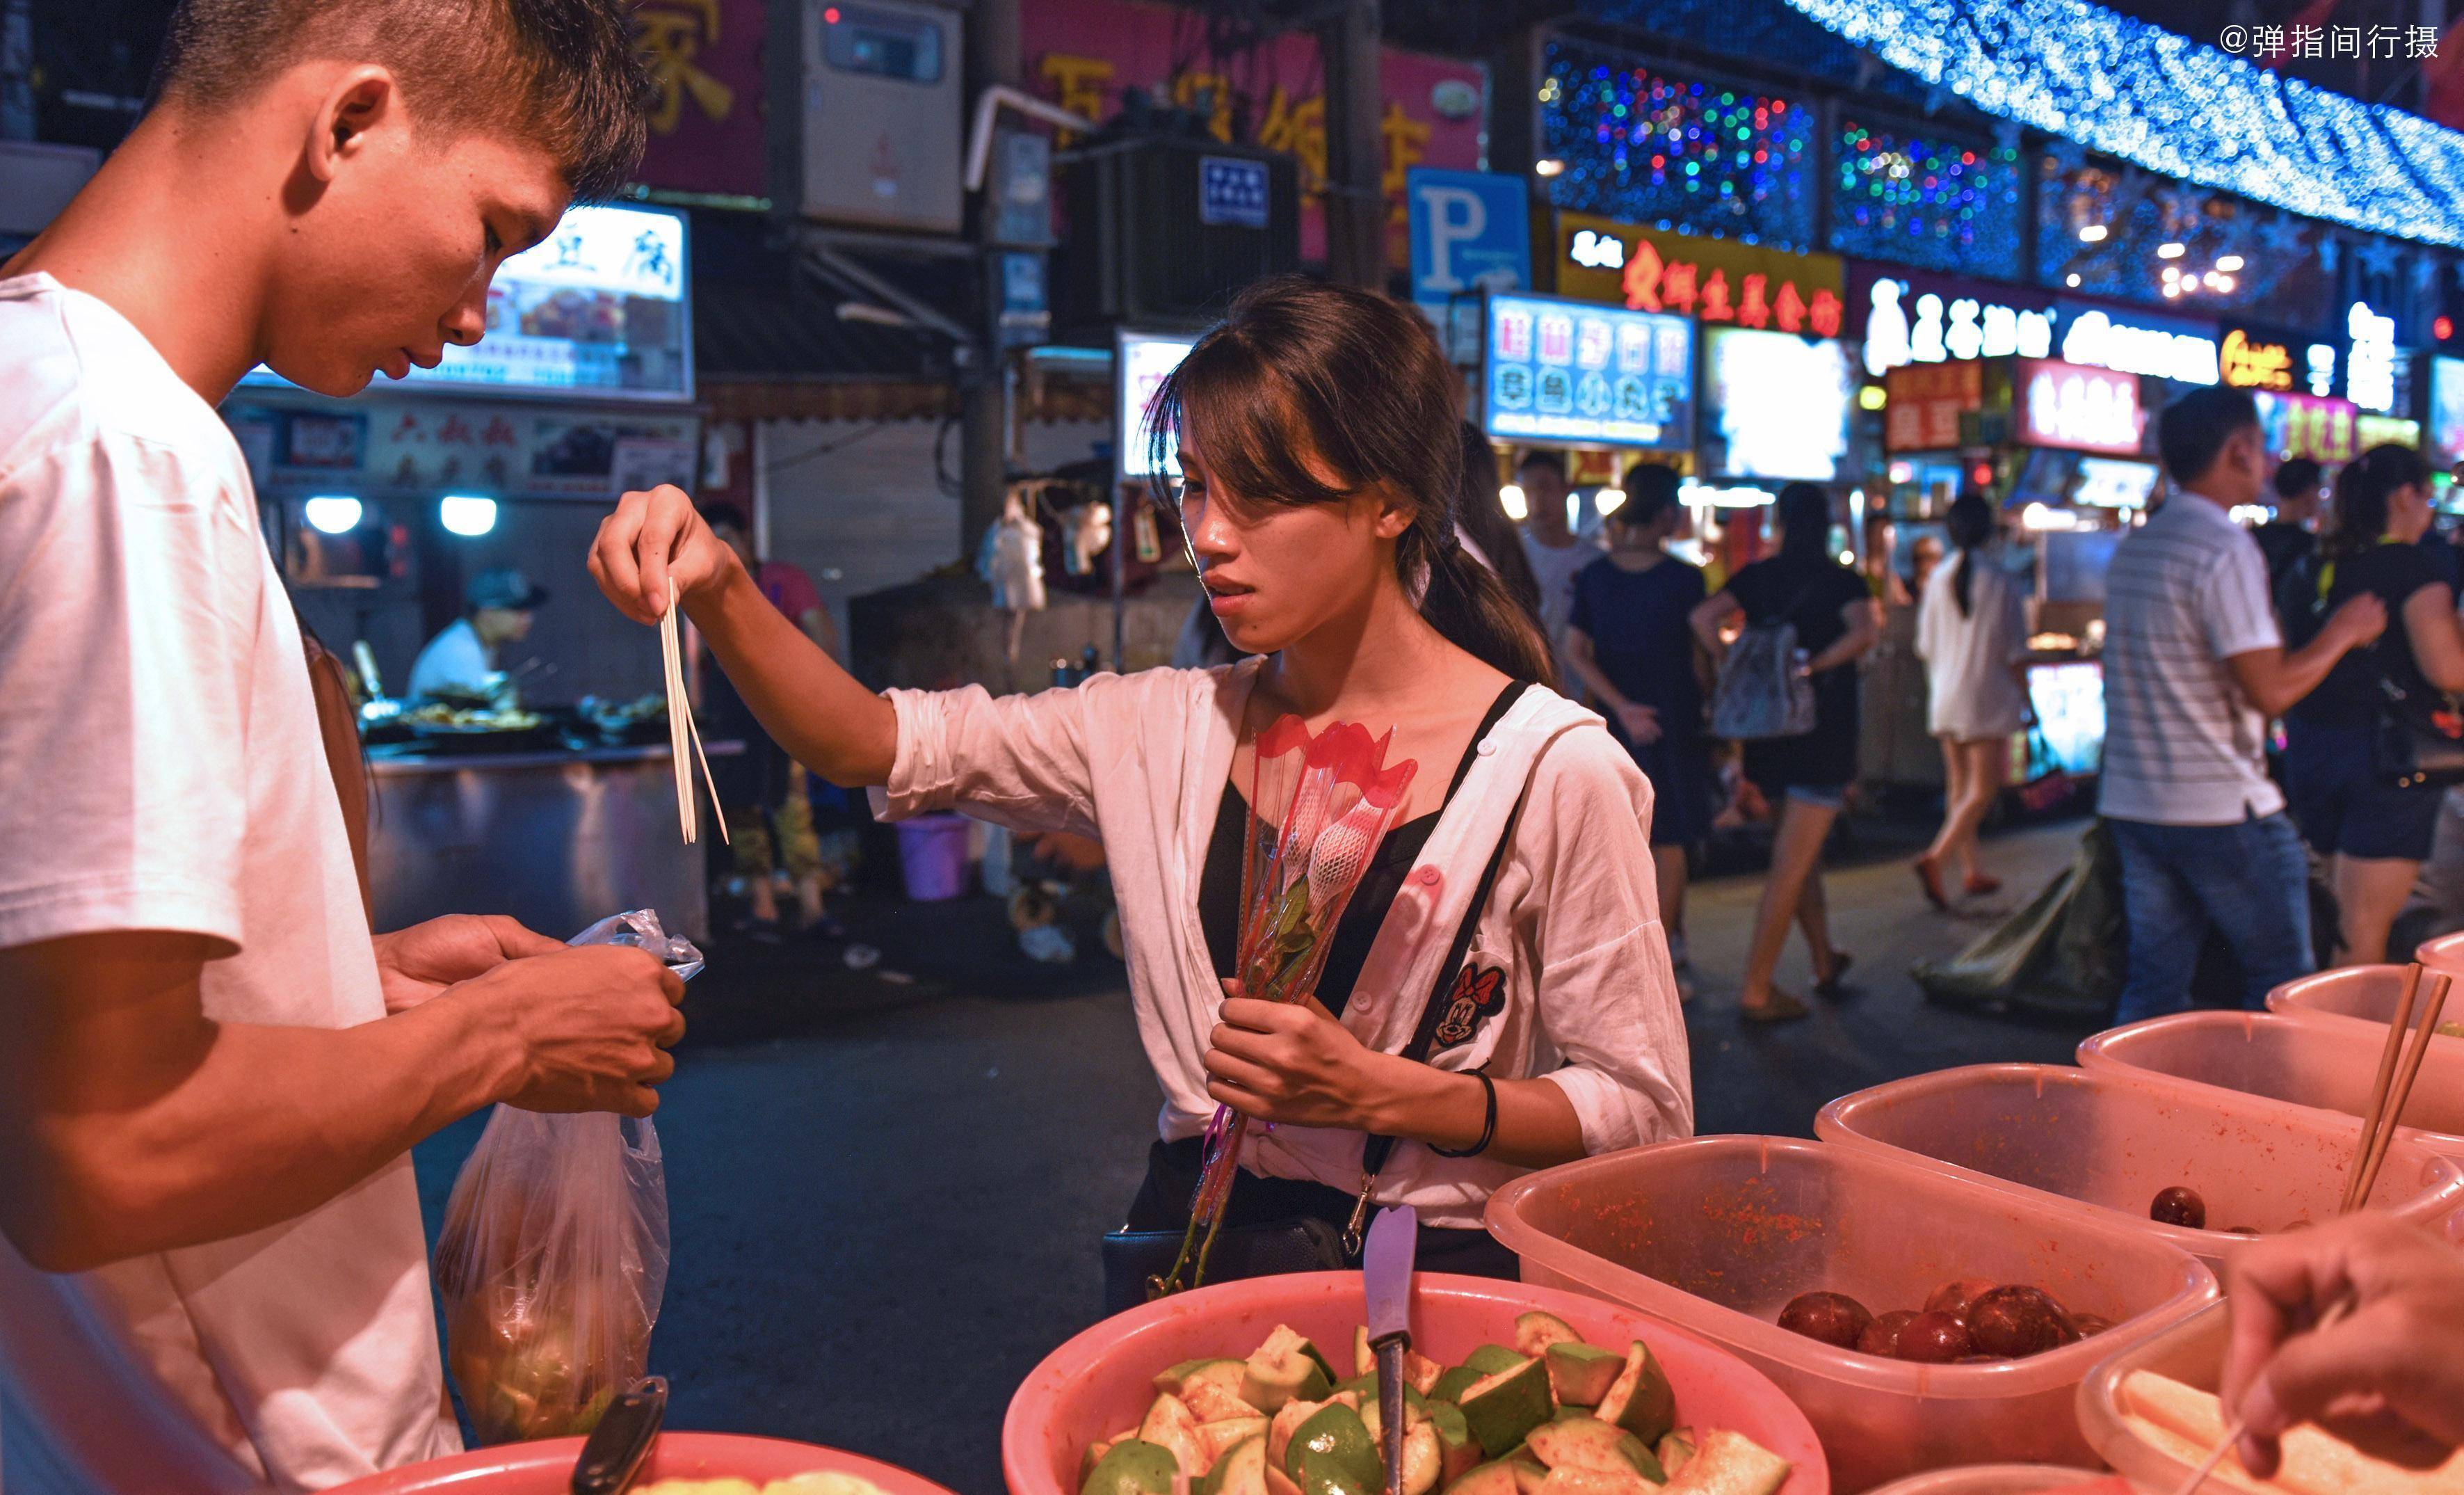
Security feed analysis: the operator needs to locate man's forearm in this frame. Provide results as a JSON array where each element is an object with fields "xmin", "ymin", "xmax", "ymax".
[
  {"xmin": 17, "ymin": 994, "xmax": 515, "ymax": 1270},
  {"xmin": 2248, "ymin": 634, "xmax": 2350, "ymax": 718}
]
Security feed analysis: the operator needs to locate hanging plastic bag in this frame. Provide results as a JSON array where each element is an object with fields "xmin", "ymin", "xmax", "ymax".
[{"xmin": 433, "ymin": 910, "xmax": 701, "ymax": 1443}]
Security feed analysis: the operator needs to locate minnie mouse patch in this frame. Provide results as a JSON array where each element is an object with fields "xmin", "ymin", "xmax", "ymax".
[{"xmin": 1432, "ymin": 961, "xmax": 1507, "ymax": 1048}]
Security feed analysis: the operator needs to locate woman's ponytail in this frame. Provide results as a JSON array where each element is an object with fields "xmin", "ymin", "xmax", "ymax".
[
  {"xmin": 1414, "ymin": 531, "xmax": 1561, "ymax": 691},
  {"xmin": 1944, "ymin": 491, "xmax": 1995, "ymax": 621}
]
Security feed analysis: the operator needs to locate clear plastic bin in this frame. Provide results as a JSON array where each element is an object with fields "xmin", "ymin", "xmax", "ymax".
[
  {"xmin": 1484, "ymin": 1136, "xmax": 2216, "ymax": 1494},
  {"xmin": 2077, "ymin": 1011, "xmax": 2464, "ymax": 1162},
  {"xmin": 2075, "ymin": 1301, "xmax": 2242, "ymax": 1493},
  {"xmin": 2267, "ymin": 963, "xmax": 2464, "ymax": 1064},
  {"xmin": 1814, "ymin": 1064, "xmax": 2464, "ymax": 1270}
]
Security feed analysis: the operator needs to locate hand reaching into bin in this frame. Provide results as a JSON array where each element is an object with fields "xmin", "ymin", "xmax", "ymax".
[{"xmin": 2221, "ymin": 1213, "xmax": 2464, "ymax": 1478}]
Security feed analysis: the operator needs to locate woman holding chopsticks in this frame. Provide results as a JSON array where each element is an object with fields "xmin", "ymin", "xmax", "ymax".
[{"xmin": 588, "ymin": 276, "xmax": 1691, "ymax": 1304}]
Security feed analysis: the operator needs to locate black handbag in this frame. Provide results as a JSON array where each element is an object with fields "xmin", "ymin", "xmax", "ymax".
[
  {"xmin": 1100, "ymin": 709, "xmax": 1536, "ymax": 1315},
  {"xmin": 2371, "ymin": 671, "xmax": 2464, "ymax": 788}
]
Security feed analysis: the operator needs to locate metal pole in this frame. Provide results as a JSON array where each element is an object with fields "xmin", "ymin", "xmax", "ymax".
[
  {"xmin": 960, "ymin": 0, "xmax": 1024, "ymax": 565},
  {"xmin": 1316, "ymin": 0, "xmax": 1384, "ymax": 289}
]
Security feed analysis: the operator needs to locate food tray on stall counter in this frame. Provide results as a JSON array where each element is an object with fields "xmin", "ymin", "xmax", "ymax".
[
  {"xmin": 1483, "ymin": 1136, "xmax": 2216, "ymax": 1494},
  {"xmin": 327, "ymin": 1432, "xmax": 960, "ymax": 1495},
  {"xmin": 1860, "ymin": 1467, "xmax": 2108, "ymax": 1495},
  {"xmin": 1001, "ymin": 1269, "xmax": 1828, "ymax": 1495},
  {"xmin": 2268, "ymin": 960, "xmax": 2464, "ymax": 1062},
  {"xmin": 1812, "ymin": 1064, "xmax": 2464, "ymax": 1272},
  {"xmin": 2077, "ymin": 1010, "xmax": 2464, "ymax": 1165}
]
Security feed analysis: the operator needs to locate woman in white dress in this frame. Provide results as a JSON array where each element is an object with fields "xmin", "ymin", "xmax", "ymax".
[{"xmin": 1914, "ymin": 493, "xmax": 2029, "ymax": 906}]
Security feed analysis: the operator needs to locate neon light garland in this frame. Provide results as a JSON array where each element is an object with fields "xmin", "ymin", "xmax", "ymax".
[
  {"xmin": 1780, "ymin": 0, "xmax": 2464, "ymax": 250},
  {"xmin": 1540, "ymin": 40, "xmax": 1817, "ymax": 249},
  {"xmin": 1832, "ymin": 118, "xmax": 2022, "ymax": 272}
]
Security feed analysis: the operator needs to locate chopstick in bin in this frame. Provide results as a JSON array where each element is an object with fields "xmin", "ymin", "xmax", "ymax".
[{"xmin": 2351, "ymin": 970, "xmax": 2449, "ymax": 1210}]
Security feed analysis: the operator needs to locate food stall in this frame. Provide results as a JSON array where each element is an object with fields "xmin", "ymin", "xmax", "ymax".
[{"xmin": 222, "ymin": 202, "xmax": 716, "ymax": 936}]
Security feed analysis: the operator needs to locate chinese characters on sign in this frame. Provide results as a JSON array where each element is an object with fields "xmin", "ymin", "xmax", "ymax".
[
  {"xmin": 1025, "ymin": 0, "xmax": 1481, "ymax": 268},
  {"xmin": 632, "ymin": 0, "xmax": 766, "ymax": 198},
  {"xmin": 2219, "ymin": 328, "xmax": 2296, "ymax": 391},
  {"xmin": 1483, "ymin": 292, "xmax": 1693, "ymax": 450},
  {"xmin": 1858, "ymin": 274, "xmax": 2053, "ymax": 377},
  {"xmin": 2346, "ymin": 301, "xmax": 2398, "ymax": 414},
  {"xmin": 2214, "ymin": 23, "xmax": 2440, "ymax": 59},
  {"xmin": 1882, "ymin": 360, "xmax": 1985, "ymax": 452},
  {"xmin": 1554, "ymin": 211, "xmax": 1845, "ymax": 337},
  {"xmin": 2255, "ymin": 392, "xmax": 2361, "ymax": 464},
  {"xmin": 2016, "ymin": 358, "xmax": 2144, "ymax": 457}
]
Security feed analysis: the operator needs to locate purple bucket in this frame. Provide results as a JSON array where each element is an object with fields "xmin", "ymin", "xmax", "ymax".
[{"xmin": 895, "ymin": 813, "xmax": 973, "ymax": 902}]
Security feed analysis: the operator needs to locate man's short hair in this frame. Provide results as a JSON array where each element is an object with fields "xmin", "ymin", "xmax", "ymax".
[
  {"xmin": 153, "ymin": 0, "xmax": 647, "ymax": 200},
  {"xmin": 1514, "ymin": 450, "xmax": 1567, "ymax": 481},
  {"xmin": 1613, "ymin": 461, "xmax": 1682, "ymax": 527},
  {"xmin": 2272, "ymin": 457, "xmax": 2324, "ymax": 502},
  {"xmin": 2157, "ymin": 385, "xmax": 2262, "ymax": 487}
]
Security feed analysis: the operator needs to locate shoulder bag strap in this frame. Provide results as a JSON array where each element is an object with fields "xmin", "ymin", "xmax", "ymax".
[{"xmin": 1342, "ymin": 683, "xmax": 1541, "ymax": 1247}]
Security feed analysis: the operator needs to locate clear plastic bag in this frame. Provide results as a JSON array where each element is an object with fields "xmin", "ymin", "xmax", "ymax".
[{"xmin": 433, "ymin": 910, "xmax": 700, "ymax": 1443}]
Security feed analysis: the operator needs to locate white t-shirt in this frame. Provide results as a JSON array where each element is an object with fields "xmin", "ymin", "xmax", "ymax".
[
  {"xmin": 1522, "ymin": 528, "xmax": 1598, "ymax": 682},
  {"xmin": 408, "ymin": 618, "xmax": 492, "ymax": 699},
  {"xmin": 0, "ymin": 273, "xmax": 460, "ymax": 1492},
  {"xmin": 2097, "ymin": 491, "xmax": 2285, "ymax": 825},
  {"xmin": 1916, "ymin": 550, "xmax": 2030, "ymax": 742}
]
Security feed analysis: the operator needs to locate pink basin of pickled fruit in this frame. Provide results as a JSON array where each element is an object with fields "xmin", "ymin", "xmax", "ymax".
[
  {"xmin": 1485, "ymin": 1137, "xmax": 2215, "ymax": 1494},
  {"xmin": 1003, "ymin": 1270, "xmax": 1827, "ymax": 1495},
  {"xmin": 2077, "ymin": 1009, "xmax": 2464, "ymax": 1163},
  {"xmin": 1815, "ymin": 1064, "xmax": 2464, "ymax": 1270},
  {"xmin": 330, "ymin": 1432, "xmax": 958, "ymax": 1495},
  {"xmin": 1861, "ymin": 1467, "xmax": 2107, "ymax": 1495}
]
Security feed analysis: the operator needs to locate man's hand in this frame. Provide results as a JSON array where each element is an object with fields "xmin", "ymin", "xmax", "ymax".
[
  {"xmin": 1614, "ymin": 703, "xmax": 1664, "ymax": 745},
  {"xmin": 448, "ymin": 945, "xmax": 688, "ymax": 1118},
  {"xmin": 2221, "ymin": 1214, "xmax": 2464, "ymax": 1478},
  {"xmin": 1202, "ymin": 981, "xmax": 1396, "ymax": 1131},
  {"xmin": 372, "ymin": 915, "xmax": 565, "ymax": 1014},
  {"xmin": 588, "ymin": 483, "xmax": 743, "ymax": 626},
  {"xmin": 2327, "ymin": 592, "xmax": 2390, "ymax": 650}
]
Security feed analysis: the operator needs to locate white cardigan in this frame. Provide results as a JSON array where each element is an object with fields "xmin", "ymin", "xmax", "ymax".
[{"xmin": 871, "ymin": 659, "xmax": 1693, "ymax": 1228}]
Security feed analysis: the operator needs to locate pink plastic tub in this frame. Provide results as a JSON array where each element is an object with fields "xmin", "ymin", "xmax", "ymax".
[
  {"xmin": 1814, "ymin": 1064, "xmax": 2464, "ymax": 1270},
  {"xmin": 2268, "ymin": 961, "xmax": 2464, "ymax": 1052},
  {"xmin": 2074, "ymin": 1301, "xmax": 2241, "ymax": 1493},
  {"xmin": 1484, "ymin": 1137, "xmax": 2216, "ymax": 1493},
  {"xmin": 2077, "ymin": 1010, "xmax": 2464, "ymax": 1162},
  {"xmin": 1003, "ymin": 1270, "xmax": 1828, "ymax": 1495},
  {"xmin": 1861, "ymin": 1469, "xmax": 2108, "ymax": 1495},
  {"xmin": 330, "ymin": 1433, "xmax": 958, "ymax": 1495}
]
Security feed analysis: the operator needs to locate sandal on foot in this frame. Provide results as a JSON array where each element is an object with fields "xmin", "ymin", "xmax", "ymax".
[
  {"xmin": 1914, "ymin": 856, "xmax": 1950, "ymax": 910},
  {"xmin": 1814, "ymin": 950, "xmax": 1855, "ymax": 998},
  {"xmin": 1963, "ymin": 873, "xmax": 2003, "ymax": 897},
  {"xmin": 1740, "ymin": 989, "xmax": 1812, "ymax": 1024}
]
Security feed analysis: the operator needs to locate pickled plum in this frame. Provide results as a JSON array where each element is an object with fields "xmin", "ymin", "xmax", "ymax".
[
  {"xmin": 1856, "ymin": 1310, "xmax": 1917, "ymax": 1357},
  {"xmin": 1892, "ymin": 1311, "xmax": 1976, "ymax": 1364},
  {"xmin": 1967, "ymin": 1286, "xmax": 2076, "ymax": 1359},
  {"xmin": 2149, "ymin": 1187, "xmax": 2205, "ymax": 1230},
  {"xmin": 1777, "ymin": 1291, "xmax": 1873, "ymax": 1349},
  {"xmin": 1921, "ymin": 1277, "xmax": 1997, "ymax": 1324}
]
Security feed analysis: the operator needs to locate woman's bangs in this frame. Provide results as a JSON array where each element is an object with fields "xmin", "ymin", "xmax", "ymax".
[{"xmin": 1170, "ymin": 336, "xmax": 1351, "ymax": 511}]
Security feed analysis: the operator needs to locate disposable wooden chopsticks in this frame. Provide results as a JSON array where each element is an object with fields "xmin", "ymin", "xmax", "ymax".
[
  {"xmin": 2341, "ymin": 961, "xmax": 2424, "ymax": 1213},
  {"xmin": 659, "ymin": 578, "xmax": 728, "ymax": 847},
  {"xmin": 2174, "ymin": 962, "xmax": 2449, "ymax": 1494},
  {"xmin": 2351, "ymin": 969, "xmax": 2450, "ymax": 1210}
]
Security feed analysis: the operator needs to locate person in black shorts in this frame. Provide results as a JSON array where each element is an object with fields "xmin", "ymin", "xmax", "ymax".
[
  {"xmin": 1691, "ymin": 482, "xmax": 1882, "ymax": 1022},
  {"xmin": 2278, "ymin": 443, "xmax": 2464, "ymax": 964},
  {"xmin": 1564, "ymin": 462, "xmax": 1710, "ymax": 998}
]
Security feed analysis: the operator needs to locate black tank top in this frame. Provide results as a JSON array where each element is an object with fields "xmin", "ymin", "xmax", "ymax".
[{"xmin": 1195, "ymin": 683, "xmax": 1520, "ymax": 1015}]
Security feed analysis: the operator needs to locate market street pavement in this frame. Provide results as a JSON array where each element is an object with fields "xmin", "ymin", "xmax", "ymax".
[{"xmin": 412, "ymin": 817, "xmax": 2096, "ymax": 1492}]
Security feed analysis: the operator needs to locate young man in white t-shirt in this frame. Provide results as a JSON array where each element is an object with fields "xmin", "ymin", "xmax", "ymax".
[
  {"xmin": 2098, "ymin": 385, "xmax": 2385, "ymax": 1023},
  {"xmin": 0, "ymin": 3, "xmax": 691, "ymax": 1489},
  {"xmin": 1514, "ymin": 451, "xmax": 1597, "ymax": 690}
]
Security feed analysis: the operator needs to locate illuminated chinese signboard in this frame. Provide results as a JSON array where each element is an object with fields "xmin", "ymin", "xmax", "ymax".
[
  {"xmin": 1024, "ymin": 0, "xmax": 1481, "ymax": 269},
  {"xmin": 1848, "ymin": 264, "xmax": 2052, "ymax": 378},
  {"xmin": 632, "ymin": 0, "xmax": 765, "ymax": 198},
  {"xmin": 1483, "ymin": 291, "xmax": 1693, "ymax": 450},
  {"xmin": 1703, "ymin": 328, "xmax": 1853, "ymax": 481},
  {"xmin": 2253, "ymin": 391, "xmax": 2361, "ymax": 465},
  {"xmin": 2016, "ymin": 358, "xmax": 2143, "ymax": 456},
  {"xmin": 2219, "ymin": 327, "xmax": 2298, "ymax": 391},
  {"xmin": 2430, "ymin": 356, "xmax": 2464, "ymax": 465},
  {"xmin": 2055, "ymin": 303, "xmax": 2219, "ymax": 386},
  {"xmin": 1883, "ymin": 360, "xmax": 1986, "ymax": 452},
  {"xmin": 2346, "ymin": 301, "xmax": 2398, "ymax": 413},
  {"xmin": 1554, "ymin": 211, "xmax": 1844, "ymax": 336}
]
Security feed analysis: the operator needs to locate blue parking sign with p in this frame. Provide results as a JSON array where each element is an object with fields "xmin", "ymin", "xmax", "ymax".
[{"xmin": 1407, "ymin": 168, "xmax": 1531, "ymax": 307}]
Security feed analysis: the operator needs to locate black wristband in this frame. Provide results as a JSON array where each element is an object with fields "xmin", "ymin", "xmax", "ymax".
[{"xmin": 1428, "ymin": 1069, "xmax": 1497, "ymax": 1158}]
